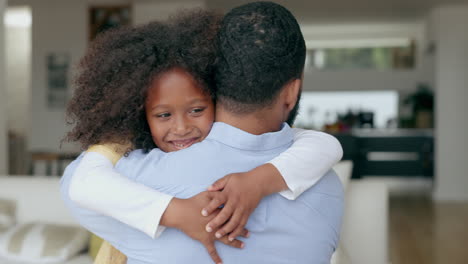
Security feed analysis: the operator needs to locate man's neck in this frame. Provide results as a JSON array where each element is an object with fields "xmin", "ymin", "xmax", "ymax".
[{"xmin": 215, "ymin": 104, "xmax": 284, "ymax": 135}]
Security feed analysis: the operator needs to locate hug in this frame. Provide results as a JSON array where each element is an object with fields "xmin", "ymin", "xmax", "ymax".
[{"xmin": 61, "ymin": 2, "xmax": 344, "ymax": 264}]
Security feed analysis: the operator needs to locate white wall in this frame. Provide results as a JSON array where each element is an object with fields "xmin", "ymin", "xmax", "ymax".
[
  {"xmin": 0, "ymin": 0, "xmax": 8, "ymax": 174},
  {"xmin": 6, "ymin": 7, "xmax": 30, "ymax": 137},
  {"xmin": 28, "ymin": 0, "xmax": 87, "ymax": 153},
  {"xmin": 431, "ymin": 5, "xmax": 468, "ymax": 201}
]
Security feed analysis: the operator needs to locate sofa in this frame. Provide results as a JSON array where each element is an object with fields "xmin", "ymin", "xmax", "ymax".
[
  {"xmin": 0, "ymin": 161, "xmax": 388, "ymax": 264},
  {"xmin": 0, "ymin": 176, "xmax": 93, "ymax": 264},
  {"xmin": 332, "ymin": 161, "xmax": 389, "ymax": 264}
]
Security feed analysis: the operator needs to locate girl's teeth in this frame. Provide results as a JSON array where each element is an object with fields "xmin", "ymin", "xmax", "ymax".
[{"xmin": 173, "ymin": 140, "xmax": 193, "ymax": 149}]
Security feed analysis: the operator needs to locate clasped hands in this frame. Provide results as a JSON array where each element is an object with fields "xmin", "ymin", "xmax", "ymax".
[{"xmin": 163, "ymin": 172, "xmax": 266, "ymax": 264}]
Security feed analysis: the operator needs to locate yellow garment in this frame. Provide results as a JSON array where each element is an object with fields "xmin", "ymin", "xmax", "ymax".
[
  {"xmin": 87, "ymin": 143, "xmax": 130, "ymax": 165},
  {"xmin": 94, "ymin": 241, "xmax": 127, "ymax": 264},
  {"xmin": 88, "ymin": 234, "xmax": 103, "ymax": 260},
  {"xmin": 86, "ymin": 143, "xmax": 129, "ymax": 264}
]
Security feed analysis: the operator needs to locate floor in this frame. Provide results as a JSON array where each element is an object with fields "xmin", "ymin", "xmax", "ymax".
[{"xmin": 389, "ymin": 195, "xmax": 468, "ymax": 264}]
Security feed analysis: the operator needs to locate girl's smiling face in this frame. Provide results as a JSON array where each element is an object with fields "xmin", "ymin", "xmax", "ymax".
[{"xmin": 145, "ymin": 67, "xmax": 215, "ymax": 152}]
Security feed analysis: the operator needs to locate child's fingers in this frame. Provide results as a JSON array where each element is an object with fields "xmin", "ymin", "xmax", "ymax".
[
  {"xmin": 207, "ymin": 175, "xmax": 229, "ymax": 191},
  {"xmin": 218, "ymin": 236, "xmax": 245, "ymax": 249},
  {"xmin": 202, "ymin": 193, "xmax": 227, "ymax": 218},
  {"xmin": 203, "ymin": 240, "xmax": 223, "ymax": 264},
  {"xmin": 206, "ymin": 202, "xmax": 234, "ymax": 233},
  {"xmin": 238, "ymin": 228, "xmax": 250, "ymax": 238},
  {"xmin": 215, "ymin": 208, "xmax": 242, "ymax": 240},
  {"xmin": 228, "ymin": 218, "xmax": 249, "ymax": 241}
]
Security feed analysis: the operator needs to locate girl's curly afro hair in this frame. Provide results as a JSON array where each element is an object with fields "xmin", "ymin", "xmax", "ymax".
[{"xmin": 65, "ymin": 9, "xmax": 222, "ymax": 153}]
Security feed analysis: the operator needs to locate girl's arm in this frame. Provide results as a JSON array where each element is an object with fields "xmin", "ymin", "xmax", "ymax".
[
  {"xmin": 68, "ymin": 144, "xmax": 173, "ymax": 239},
  {"xmin": 202, "ymin": 128, "xmax": 343, "ymax": 240},
  {"xmin": 271, "ymin": 128, "xmax": 343, "ymax": 200}
]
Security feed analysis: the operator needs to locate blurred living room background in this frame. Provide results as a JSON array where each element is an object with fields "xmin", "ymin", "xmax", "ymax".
[{"xmin": 0, "ymin": 0, "xmax": 467, "ymax": 264}]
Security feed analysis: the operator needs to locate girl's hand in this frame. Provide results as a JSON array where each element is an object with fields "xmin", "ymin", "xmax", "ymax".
[
  {"xmin": 202, "ymin": 164, "xmax": 287, "ymax": 241},
  {"xmin": 164, "ymin": 192, "xmax": 248, "ymax": 264}
]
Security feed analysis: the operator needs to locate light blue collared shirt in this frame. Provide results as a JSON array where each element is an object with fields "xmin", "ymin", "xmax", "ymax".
[{"xmin": 61, "ymin": 122, "xmax": 343, "ymax": 264}]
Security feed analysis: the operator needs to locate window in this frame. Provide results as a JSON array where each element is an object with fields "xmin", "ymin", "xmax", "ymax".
[
  {"xmin": 294, "ymin": 90, "xmax": 399, "ymax": 131},
  {"xmin": 305, "ymin": 38, "xmax": 415, "ymax": 70}
]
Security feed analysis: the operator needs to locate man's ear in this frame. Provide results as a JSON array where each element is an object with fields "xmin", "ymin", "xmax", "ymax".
[{"xmin": 284, "ymin": 78, "xmax": 301, "ymax": 112}]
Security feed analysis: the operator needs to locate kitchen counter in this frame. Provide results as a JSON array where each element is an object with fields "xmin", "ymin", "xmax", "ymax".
[{"xmin": 330, "ymin": 129, "xmax": 434, "ymax": 179}]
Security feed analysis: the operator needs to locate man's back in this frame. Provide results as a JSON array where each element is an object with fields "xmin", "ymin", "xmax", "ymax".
[{"xmin": 61, "ymin": 122, "xmax": 343, "ymax": 264}]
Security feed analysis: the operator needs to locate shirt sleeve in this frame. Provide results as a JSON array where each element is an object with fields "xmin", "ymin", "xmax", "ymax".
[
  {"xmin": 68, "ymin": 151, "xmax": 173, "ymax": 239},
  {"xmin": 269, "ymin": 128, "xmax": 343, "ymax": 200}
]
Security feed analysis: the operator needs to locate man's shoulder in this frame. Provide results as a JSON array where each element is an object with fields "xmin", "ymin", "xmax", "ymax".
[
  {"xmin": 60, "ymin": 152, "xmax": 84, "ymax": 186},
  {"xmin": 292, "ymin": 169, "xmax": 344, "ymax": 241},
  {"xmin": 295, "ymin": 169, "xmax": 344, "ymax": 224},
  {"xmin": 313, "ymin": 169, "xmax": 344, "ymax": 198},
  {"xmin": 163, "ymin": 139, "xmax": 224, "ymax": 161},
  {"xmin": 116, "ymin": 148, "xmax": 164, "ymax": 168}
]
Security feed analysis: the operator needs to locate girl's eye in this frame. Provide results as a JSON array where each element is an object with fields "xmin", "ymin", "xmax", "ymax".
[
  {"xmin": 190, "ymin": 108, "xmax": 205, "ymax": 115},
  {"xmin": 156, "ymin": 112, "xmax": 171, "ymax": 118}
]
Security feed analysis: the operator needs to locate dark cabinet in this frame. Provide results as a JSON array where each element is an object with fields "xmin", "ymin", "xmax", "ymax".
[{"xmin": 334, "ymin": 130, "xmax": 434, "ymax": 179}]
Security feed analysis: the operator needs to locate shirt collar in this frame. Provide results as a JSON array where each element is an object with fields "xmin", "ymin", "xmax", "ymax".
[{"xmin": 206, "ymin": 122, "xmax": 294, "ymax": 151}]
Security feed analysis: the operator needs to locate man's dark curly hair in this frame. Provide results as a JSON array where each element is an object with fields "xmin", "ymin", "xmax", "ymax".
[
  {"xmin": 65, "ymin": 9, "xmax": 222, "ymax": 153},
  {"xmin": 215, "ymin": 1, "xmax": 306, "ymax": 114}
]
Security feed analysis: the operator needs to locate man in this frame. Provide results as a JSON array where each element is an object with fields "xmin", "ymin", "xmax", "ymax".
[{"xmin": 61, "ymin": 2, "xmax": 343, "ymax": 263}]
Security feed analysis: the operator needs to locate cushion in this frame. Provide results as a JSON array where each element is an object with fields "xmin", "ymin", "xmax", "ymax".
[
  {"xmin": 331, "ymin": 245, "xmax": 353, "ymax": 264},
  {"xmin": 0, "ymin": 222, "xmax": 89, "ymax": 263},
  {"xmin": 0, "ymin": 199, "xmax": 16, "ymax": 233}
]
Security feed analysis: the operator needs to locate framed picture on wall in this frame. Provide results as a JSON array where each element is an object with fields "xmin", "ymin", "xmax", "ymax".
[
  {"xmin": 89, "ymin": 6, "xmax": 131, "ymax": 41},
  {"xmin": 46, "ymin": 52, "xmax": 70, "ymax": 109}
]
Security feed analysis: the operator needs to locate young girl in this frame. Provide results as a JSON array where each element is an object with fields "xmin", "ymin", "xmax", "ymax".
[{"xmin": 64, "ymin": 9, "xmax": 342, "ymax": 264}]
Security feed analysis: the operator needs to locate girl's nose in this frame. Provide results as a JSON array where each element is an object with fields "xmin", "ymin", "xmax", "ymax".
[{"xmin": 172, "ymin": 116, "xmax": 191, "ymax": 136}]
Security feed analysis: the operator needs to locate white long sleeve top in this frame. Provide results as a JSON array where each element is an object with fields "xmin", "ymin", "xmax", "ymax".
[{"xmin": 68, "ymin": 128, "xmax": 343, "ymax": 239}]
